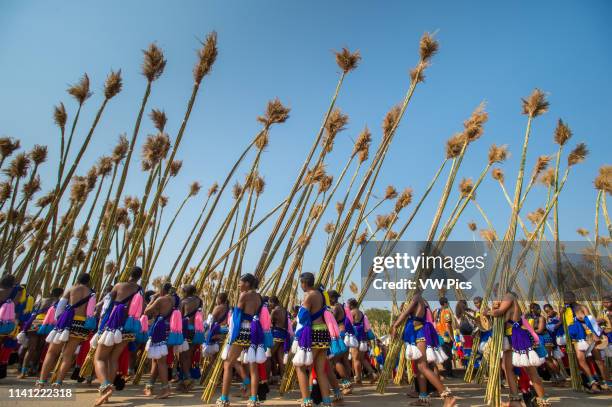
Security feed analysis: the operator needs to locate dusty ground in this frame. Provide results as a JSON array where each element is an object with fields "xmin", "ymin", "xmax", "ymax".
[{"xmin": 0, "ymin": 370, "xmax": 610, "ymax": 406}]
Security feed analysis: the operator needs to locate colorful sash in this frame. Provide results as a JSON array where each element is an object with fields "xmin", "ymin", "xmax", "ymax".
[
  {"xmin": 245, "ymin": 308, "xmax": 266, "ymax": 363},
  {"xmin": 545, "ymin": 315, "xmax": 565, "ymax": 345},
  {"xmin": 183, "ymin": 299, "xmax": 205, "ymax": 345},
  {"xmin": 168, "ymin": 294, "xmax": 185, "ymax": 349},
  {"xmin": 92, "ymin": 287, "xmax": 142, "ymax": 348},
  {"xmin": 145, "ymin": 294, "xmax": 185, "ymax": 358},
  {"xmin": 37, "ymin": 302, "xmax": 58, "ymax": 336},
  {"xmin": 146, "ymin": 309, "xmax": 173, "ymax": 359},
  {"xmin": 507, "ymin": 317, "xmax": 544, "ymax": 367},
  {"xmin": 342, "ymin": 304, "xmax": 358, "ymax": 348},
  {"xmin": 352, "ymin": 311, "xmax": 372, "ymax": 351},
  {"xmin": 403, "ymin": 307, "xmax": 448, "ymax": 363},
  {"xmin": 0, "ymin": 285, "xmax": 21, "ymax": 335},
  {"xmin": 16, "ymin": 301, "xmax": 52, "ymax": 345},
  {"xmin": 563, "ymin": 304, "xmax": 599, "ymax": 351},
  {"xmin": 203, "ymin": 309, "xmax": 228, "ymax": 355},
  {"xmin": 292, "ymin": 302, "xmax": 344, "ymax": 366},
  {"xmin": 46, "ymin": 290, "xmax": 95, "ymax": 344}
]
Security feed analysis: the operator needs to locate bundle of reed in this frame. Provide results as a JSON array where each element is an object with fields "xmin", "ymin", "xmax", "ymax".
[
  {"xmin": 193, "ymin": 125, "xmax": 290, "ymax": 397},
  {"xmin": 88, "ymin": 45, "xmax": 166, "ymax": 287},
  {"xmin": 274, "ymin": 67, "xmax": 428, "ymax": 387},
  {"xmin": 279, "ymin": 359, "xmax": 296, "ymax": 395},
  {"xmin": 322, "ymin": 34, "xmax": 439, "ymax": 301},
  {"xmin": 173, "ymin": 99, "xmax": 289, "ymax": 286},
  {"xmin": 500, "ymin": 143, "xmax": 589, "ymax": 393},
  {"xmin": 598, "ymin": 166, "xmax": 612, "ymax": 236},
  {"xmin": 132, "ymin": 346, "xmax": 150, "ymax": 385},
  {"xmin": 355, "ymin": 109, "xmax": 483, "ymax": 307},
  {"xmin": 198, "ymin": 351, "xmax": 216, "ymax": 384},
  {"xmin": 192, "ymin": 58, "xmax": 359, "ymax": 306},
  {"xmin": 481, "ymin": 90, "xmax": 549, "ymax": 406},
  {"xmin": 474, "ymin": 350, "xmax": 489, "ymax": 384},
  {"xmin": 376, "ymin": 100, "xmax": 488, "ymax": 394},
  {"xmin": 117, "ymin": 34, "xmax": 217, "ymax": 283},
  {"xmin": 393, "ymin": 343, "xmax": 407, "ymax": 384},
  {"xmin": 256, "ymin": 113, "xmax": 346, "ymax": 286},
  {"xmin": 190, "ymin": 134, "xmax": 288, "ymax": 294},
  {"xmin": 463, "ymin": 332, "xmax": 480, "ymax": 383},
  {"xmin": 79, "ymin": 347, "xmax": 95, "ymax": 379},
  {"xmin": 17, "ymin": 71, "xmax": 123, "ymax": 294}
]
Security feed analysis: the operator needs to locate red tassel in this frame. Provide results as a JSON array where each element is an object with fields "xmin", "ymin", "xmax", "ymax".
[
  {"xmin": 257, "ymin": 362, "xmax": 267, "ymax": 380},
  {"xmin": 76, "ymin": 337, "xmax": 90, "ymax": 365}
]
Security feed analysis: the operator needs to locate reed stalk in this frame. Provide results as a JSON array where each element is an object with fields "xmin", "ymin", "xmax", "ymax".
[
  {"xmin": 148, "ymin": 184, "xmax": 200, "ymax": 277},
  {"xmin": 91, "ymin": 44, "xmax": 166, "ymax": 279},
  {"xmin": 20, "ymin": 71, "xmax": 121, "ymax": 290},
  {"xmin": 253, "ymin": 54, "xmax": 359, "ymax": 278},
  {"xmin": 120, "ymin": 33, "xmax": 218, "ymax": 280},
  {"xmin": 485, "ymin": 90, "xmax": 549, "ymax": 406}
]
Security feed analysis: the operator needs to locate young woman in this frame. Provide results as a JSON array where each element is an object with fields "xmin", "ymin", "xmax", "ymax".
[
  {"xmin": 391, "ymin": 291, "xmax": 455, "ymax": 407},
  {"xmin": 143, "ymin": 282, "xmax": 180, "ymax": 400},
  {"xmin": 17, "ymin": 287, "xmax": 63, "ymax": 378},
  {"xmin": 217, "ymin": 273, "xmax": 266, "ymax": 407},
  {"xmin": 38, "ymin": 273, "xmax": 96, "ymax": 389},
  {"xmin": 347, "ymin": 298, "xmax": 376, "ymax": 384},
  {"xmin": 177, "ymin": 284, "xmax": 203, "ymax": 392},
  {"xmin": 92, "ymin": 266, "xmax": 144, "ymax": 405},
  {"xmin": 328, "ymin": 290, "xmax": 353, "ymax": 395},
  {"xmin": 490, "ymin": 292, "xmax": 549, "ymax": 407},
  {"xmin": 529, "ymin": 303, "xmax": 562, "ymax": 385},
  {"xmin": 292, "ymin": 273, "xmax": 344, "ymax": 407}
]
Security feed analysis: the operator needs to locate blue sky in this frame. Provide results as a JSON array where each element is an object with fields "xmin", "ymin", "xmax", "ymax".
[{"xmin": 1, "ymin": 1, "xmax": 610, "ymax": 300}]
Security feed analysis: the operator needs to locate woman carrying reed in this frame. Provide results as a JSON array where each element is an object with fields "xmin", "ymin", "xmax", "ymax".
[
  {"xmin": 390, "ymin": 291, "xmax": 456, "ymax": 406},
  {"xmin": 217, "ymin": 273, "xmax": 268, "ymax": 407},
  {"xmin": 489, "ymin": 291, "xmax": 550, "ymax": 406},
  {"xmin": 91, "ymin": 267, "xmax": 145, "ymax": 405}
]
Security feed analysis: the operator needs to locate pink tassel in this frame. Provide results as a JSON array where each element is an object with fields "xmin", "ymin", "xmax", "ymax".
[
  {"xmin": 169, "ymin": 309, "xmax": 183, "ymax": 333},
  {"xmin": 0, "ymin": 301, "xmax": 15, "ymax": 321},
  {"xmin": 128, "ymin": 292, "xmax": 143, "ymax": 318},
  {"xmin": 42, "ymin": 305, "xmax": 56, "ymax": 325},
  {"xmin": 86, "ymin": 294, "xmax": 96, "ymax": 318},
  {"xmin": 363, "ymin": 314, "xmax": 371, "ymax": 332},
  {"xmin": 323, "ymin": 309, "xmax": 340, "ymax": 339},
  {"xmin": 139, "ymin": 315, "xmax": 148, "ymax": 332},
  {"xmin": 425, "ymin": 307, "xmax": 434, "ymax": 324},
  {"xmin": 522, "ymin": 315, "xmax": 540, "ymax": 344},
  {"xmin": 194, "ymin": 310, "xmax": 204, "ymax": 332},
  {"xmin": 344, "ymin": 305, "xmax": 353, "ymax": 324},
  {"xmin": 287, "ymin": 316, "xmax": 294, "ymax": 336},
  {"xmin": 259, "ymin": 305, "xmax": 271, "ymax": 331}
]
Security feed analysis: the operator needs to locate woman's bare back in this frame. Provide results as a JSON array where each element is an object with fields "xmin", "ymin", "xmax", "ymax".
[
  {"xmin": 69, "ymin": 285, "xmax": 91, "ymax": 317},
  {"xmin": 240, "ymin": 291, "xmax": 261, "ymax": 316}
]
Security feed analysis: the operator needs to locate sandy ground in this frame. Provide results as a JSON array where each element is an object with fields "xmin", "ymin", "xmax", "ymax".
[{"xmin": 0, "ymin": 370, "xmax": 610, "ymax": 407}]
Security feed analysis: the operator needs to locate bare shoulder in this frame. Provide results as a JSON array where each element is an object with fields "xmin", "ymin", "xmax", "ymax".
[
  {"xmin": 305, "ymin": 290, "xmax": 317, "ymax": 302},
  {"xmin": 573, "ymin": 304, "xmax": 588, "ymax": 317},
  {"xmin": 112, "ymin": 282, "xmax": 126, "ymax": 292},
  {"xmin": 301, "ymin": 291, "xmax": 313, "ymax": 307}
]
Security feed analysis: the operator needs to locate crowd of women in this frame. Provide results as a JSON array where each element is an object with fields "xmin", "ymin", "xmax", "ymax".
[{"xmin": 0, "ymin": 269, "xmax": 610, "ymax": 407}]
